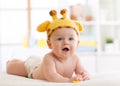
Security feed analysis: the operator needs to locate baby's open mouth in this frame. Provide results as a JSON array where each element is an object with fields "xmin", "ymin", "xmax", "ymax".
[{"xmin": 62, "ymin": 48, "xmax": 69, "ymax": 51}]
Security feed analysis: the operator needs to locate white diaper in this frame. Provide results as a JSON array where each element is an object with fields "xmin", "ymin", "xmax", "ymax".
[{"xmin": 24, "ymin": 56, "xmax": 41, "ymax": 78}]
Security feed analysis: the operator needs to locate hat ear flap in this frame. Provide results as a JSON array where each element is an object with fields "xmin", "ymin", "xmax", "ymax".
[
  {"xmin": 37, "ymin": 21, "xmax": 50, "ymax": 32},
  {"xmin": 75, "ymin": 21, "xmax": 83, "ymax": 32}
]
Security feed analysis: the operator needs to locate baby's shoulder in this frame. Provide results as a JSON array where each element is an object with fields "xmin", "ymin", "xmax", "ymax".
[
  {"xmin": 44, "ymin": 52, "xmax": 53, "ymax": 57},
  {"xmin": 43, "ymin": 52, "xmax": 54, "ymax": 60},
  {"xmin": 73, "ymin": 54, "xmax": 80, "ymax": 61},
  {"xmin": 73, "ymin": 54, "xmax": 79, "ymax": 58}
]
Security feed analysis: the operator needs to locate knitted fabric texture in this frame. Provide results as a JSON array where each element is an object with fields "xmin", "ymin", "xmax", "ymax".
[{"xmin": 37, "ymin": 9, "xmax": 83, "ymax": 38}]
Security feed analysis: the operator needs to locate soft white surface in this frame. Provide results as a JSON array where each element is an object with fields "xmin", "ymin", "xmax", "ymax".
[{"xmin": 0, "ymin": 72, "xmax": 120, "ymax": 86}]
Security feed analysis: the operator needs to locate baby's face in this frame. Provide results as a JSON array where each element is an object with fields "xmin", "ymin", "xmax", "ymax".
[{"xmin": 48, "ymin": 28, "xmax": 79, "ymax": 59}]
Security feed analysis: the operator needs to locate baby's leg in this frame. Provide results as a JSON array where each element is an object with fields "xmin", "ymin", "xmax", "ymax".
[{"xmin": 6, "ymin": 59, "xmax": 28, "ymax": 77}]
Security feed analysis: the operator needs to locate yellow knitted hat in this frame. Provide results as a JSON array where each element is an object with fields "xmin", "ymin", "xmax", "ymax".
[{"xmin": 37, "ymin": 9, "xmax": 83, "ymax": 38}]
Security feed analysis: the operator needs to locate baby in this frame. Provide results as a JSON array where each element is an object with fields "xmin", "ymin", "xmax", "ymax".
[{"xmin": 6, "ymin": 9, "xmax": 90, "ymax": 82}]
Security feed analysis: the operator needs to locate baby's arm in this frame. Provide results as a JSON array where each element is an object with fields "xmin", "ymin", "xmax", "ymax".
[
  {"xmin": 42, "ymin": 56, "xmax": 71, "ymax": 82},
  {"xmin": 75, "ymin": 57, "xmax": 90, "ymax": 81}
]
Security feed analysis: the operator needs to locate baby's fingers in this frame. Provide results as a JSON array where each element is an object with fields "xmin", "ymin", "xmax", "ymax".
[{"xmin": 82, "ymin": 76, "xmax": 90, "ymax": 81}]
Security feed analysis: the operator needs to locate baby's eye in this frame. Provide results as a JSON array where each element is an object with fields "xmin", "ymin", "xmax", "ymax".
[
  {"xmin": 57, "ymin": 37, "xmax": 63, "ymax": 41},
  {"xmin": 69, "ymin": 37, "xmax": 74, "ymax": 41}
]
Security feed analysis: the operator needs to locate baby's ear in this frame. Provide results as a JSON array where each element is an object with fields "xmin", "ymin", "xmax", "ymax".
[
  {"xmin": 37, "ymin": 21, "xmax": 50, "ymax": 32},
  {"xmin": 77, "ymin": 40, "xmax": 80, "ymax": 48},
  {"xmin": 47, "ymin": 39, "xmax": 52, "ymax": 49},
  {"xmin": 74, "ymin": 21, "xmax": 83, "ymax": 32}
]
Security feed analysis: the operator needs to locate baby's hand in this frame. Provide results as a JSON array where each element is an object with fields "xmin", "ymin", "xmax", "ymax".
[
  {"xmin": 81, "ymin": 72, "xmax": 90, "ymax": 81},
  {"xmin": 70, "ymin": 75, "xmax": 83, "ymax": 82}
]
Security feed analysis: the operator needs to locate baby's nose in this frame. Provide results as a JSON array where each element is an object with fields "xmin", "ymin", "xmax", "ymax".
[{"xmin": 63, "ymin": 39, "xmax": 69, "ymax": 45}]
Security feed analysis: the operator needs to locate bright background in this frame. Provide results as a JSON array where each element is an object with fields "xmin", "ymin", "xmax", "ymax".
[{"xmin": 0, "ymin": 0, "xmax": 120, "ymax": 74}]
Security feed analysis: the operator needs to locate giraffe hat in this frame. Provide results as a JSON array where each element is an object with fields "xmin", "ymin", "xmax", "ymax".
[{"xmin": 37, "ymin": 9, "xmax": 83, "ymax": 39}]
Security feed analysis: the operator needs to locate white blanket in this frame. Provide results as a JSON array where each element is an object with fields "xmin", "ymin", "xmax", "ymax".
[{"xmin": 1, "ymin": 72, "xmax": 120, "ymax": 86}]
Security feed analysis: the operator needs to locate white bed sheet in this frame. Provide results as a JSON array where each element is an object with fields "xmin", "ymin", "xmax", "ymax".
[{"xmin": 0, "ymin": 72, "xmax": 120, "ymax": 86}]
